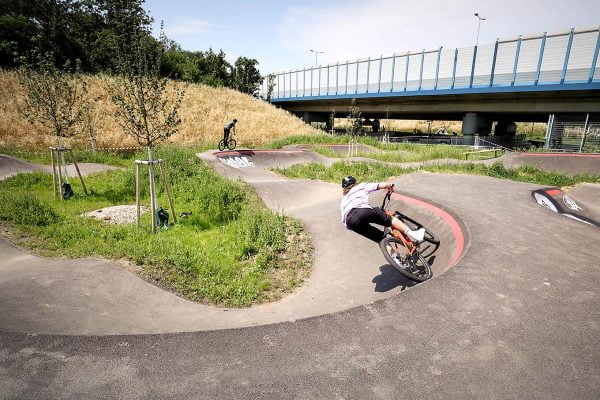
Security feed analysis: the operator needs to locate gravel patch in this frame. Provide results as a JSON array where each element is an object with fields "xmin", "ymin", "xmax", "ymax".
[{"xmin": 83, "ymin": 205, "xmax": 147, "ymax": 225}]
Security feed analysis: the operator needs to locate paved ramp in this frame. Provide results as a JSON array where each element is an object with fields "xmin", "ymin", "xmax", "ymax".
[
  {"xmin": 0, "ymin": 150, "xmax": 462, "ymax": 335},
  {"xmin": 2, "ymin": 150, "xmax": 600, "ymax": 399},
  {"xmin": 503, "ymin": 152, "xmax": 600, "ymax": 175},
  {"xmin": 0, "ymin": 154, "xmax": 120, "ymax": 180}
]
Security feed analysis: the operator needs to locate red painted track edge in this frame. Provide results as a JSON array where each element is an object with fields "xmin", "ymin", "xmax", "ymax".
[{"xmin": 392, "ymin": 193, "xmax": 466, "ymax": 269}]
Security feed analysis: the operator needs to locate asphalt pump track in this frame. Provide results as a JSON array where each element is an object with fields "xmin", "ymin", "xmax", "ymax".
[{"xmin": 1, "ymin": 150, "xmax": 599, "ymax": 399}]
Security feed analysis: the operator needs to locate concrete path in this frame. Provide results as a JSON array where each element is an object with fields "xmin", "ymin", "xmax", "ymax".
[
  {"xmin": 1, "ymin": 151, "xmax": 599, "ymax": 399},
  {"xmin": 0, "ymin": 154, "xmax": 120, "ymax": 180}
]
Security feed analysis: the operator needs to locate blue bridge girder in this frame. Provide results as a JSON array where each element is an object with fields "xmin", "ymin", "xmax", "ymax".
[{"xmin": 262, "ymin": 26, "xmax": 600, "ymax": 120}]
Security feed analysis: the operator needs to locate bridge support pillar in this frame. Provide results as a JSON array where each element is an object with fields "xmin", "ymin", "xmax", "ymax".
[
  {"xmin": 302, "ymin": 112, "xmax": 328, "ymax": 124},
  {"xmin": 462, "ymin": 113, "xmax": 492, "ymax": 136}
]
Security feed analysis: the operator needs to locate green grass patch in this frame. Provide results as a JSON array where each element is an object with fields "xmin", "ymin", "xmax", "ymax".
[
  {"xmin": 275, "ymin": 160, "xmax": 600, "ymax": 187},
  {"xmin": 266, "ymin": 134, "xmax": 472, "ymax": 163},
  {"xmin": 0, "ymin": 146, "xmax": 312, "ymax": 307}
]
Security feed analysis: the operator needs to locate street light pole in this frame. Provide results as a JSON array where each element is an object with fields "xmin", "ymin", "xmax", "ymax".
[
  {"xmin": 474, "ymin": 13, "xmax": 486, "ymax": 46},
  {"xmin": 310, "ymin": 49, "xmax": 324, "ymax": 66}
]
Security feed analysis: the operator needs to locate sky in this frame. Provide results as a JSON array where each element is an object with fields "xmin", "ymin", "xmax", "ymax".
[{"xmin": 144, "ymin": 0, "xmax": 600, "ymax": 75}]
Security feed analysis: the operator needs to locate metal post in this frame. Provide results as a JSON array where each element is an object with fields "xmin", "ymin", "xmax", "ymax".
[
  {"xmin": 378, "ymin": 55, "xmax": 383, "ymax": 93},
  {"xmin": 326, "ymin": 65, "xmax": 329, "ymax": 95},
  {"xmin": 296, "ymin": 70, "xmax": 298, "ymax": 97},
  {"xmin": 511, "ymin": 36, "xmax": 522, "ymax": 86},
  {"xmin": 390, "ymin": 53, "xmax": 396, "ymax": 92},
  {"xmin": 534, "ymin": 32, "xmax": 547, "ymax": 85},
  {"xmin": 345, "ymin": 61, "xmax": 349, "ymax": 94},
  {"xmin": 318, "ymin": 66, "xmax": 321, "ymax": 96},
  {"xmin": 434, "ymin": 47, "xmax": 442, "ymax": 90},
  {"xmin": 560, "ymin": 28, "xmax": 575, "ymax": 84},
  {"xmin": 303, "ymin": 68, "xmax": 306, "ymax": 96},
  {"xmin": 335, "ymin": 62, "xmax": 339, "ymax": 95},
  {"xmin": 404, "ymin": 52, "xmax": 410, "ymax": 91},
  {"xmin": 355, "ymin": 59, "xmax": 359, "ymax": 94},
  {"xmin": 588, "ymin": 28, "xmax": 600, "ymax": 83},
  {"xmin": 451, "ymin": 48, "xmax": 458, "ymax": 89},
  {"xmin": 283, "ymin": 72, "xmax": 286, "ymax": 97},
  {"xmin": 469, "ymin": 45, "xmax": 478, "ymax": 88},
  {"xmin": 310, "ymin": 67, "xmax": 313, "ymax": 96},
  {"xmin": 545, "ymin": 114, "xmax": 554, "ymax": 148},
  {"xmin": 366, "ymin": 57, "xmax": 371, "ymax": 93},
  {"xmin": 418, "ymin": 49, "xmax": 425, "ymax": 90},
  {"xmin": 579, "ymin": 113, "xmax": 590, "ymax": 153},
  {"xmin": 490, "ymin": 39, "xmax": 499, "ymax": 86},
  {"xmin": 277, "ymin": 74, "xmax": 280, "ymax": 98}
]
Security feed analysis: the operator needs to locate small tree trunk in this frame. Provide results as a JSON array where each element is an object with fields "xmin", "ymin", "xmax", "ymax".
[{"xmin": 147, "ymin": 146, "xmax": 158, "ymax": 233}]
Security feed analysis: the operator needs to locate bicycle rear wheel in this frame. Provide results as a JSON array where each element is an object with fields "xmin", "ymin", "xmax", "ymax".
[{"xmin": 379, "ymin": 236, "xmax": 432, "ymax": 282}]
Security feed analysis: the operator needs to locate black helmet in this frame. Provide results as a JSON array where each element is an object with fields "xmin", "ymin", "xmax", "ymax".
[{"xmin": 341, "ymin": 176, "xmax": 356, "ymax": 188}]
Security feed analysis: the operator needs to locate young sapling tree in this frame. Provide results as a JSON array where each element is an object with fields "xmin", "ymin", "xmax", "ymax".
[{"xmin": 110, "ymin": 27, "xmax": 186, "ymax": 232}]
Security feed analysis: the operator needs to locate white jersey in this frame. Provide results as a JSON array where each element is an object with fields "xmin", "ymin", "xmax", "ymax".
[{"xmin": 340, "ymin": 182, "xmax": 379, "ymax": 226}]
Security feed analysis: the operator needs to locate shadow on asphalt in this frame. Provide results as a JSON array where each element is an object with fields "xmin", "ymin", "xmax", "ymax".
[{"xmin": 372, "ymin": 264, "xmax": 417, "ymax": 292}]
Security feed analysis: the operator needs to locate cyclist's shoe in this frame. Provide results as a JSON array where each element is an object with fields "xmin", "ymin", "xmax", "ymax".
[{"xmin": 406, "ymin": 228, "xmax": 425, "ymax": 242}]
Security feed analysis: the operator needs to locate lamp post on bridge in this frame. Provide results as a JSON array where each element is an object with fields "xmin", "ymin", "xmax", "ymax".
[
  {"xmin": 474, "ymin": 13, "xmax": 486, "ymax": 46},
  {"xmin": 310, "ymin": 49, "xmax": 324, "ymax": 66}
]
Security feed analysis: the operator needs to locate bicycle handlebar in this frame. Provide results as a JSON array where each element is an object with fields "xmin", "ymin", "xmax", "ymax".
[{"xmin": 381, "ymin": 184, "xmax": 394, "ymax": 209}]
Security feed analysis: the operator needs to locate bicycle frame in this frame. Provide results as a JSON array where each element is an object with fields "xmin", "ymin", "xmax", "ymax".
[{"xmin": 381, "ymin": 191, "xmax": 418, "ymax": 256}]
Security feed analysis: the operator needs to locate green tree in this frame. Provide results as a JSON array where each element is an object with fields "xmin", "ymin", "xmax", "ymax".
[
  {"xmin": 232, "ymin": 56, "xmax": 263, "ymax": 96},
  {"xmin": 17, "ymin": 53, "xmax": 89, "ymax": 145},
  {"xmin": 347, "ymin": 98, "xmax": 363, "ymax": 136},
  {"xmin": 109, "ymin": 28, "xmax": 186, "ymax": 232},
  {"xmin": 265, "ymin": 73, "xmax": 276, "ymax": 102}
]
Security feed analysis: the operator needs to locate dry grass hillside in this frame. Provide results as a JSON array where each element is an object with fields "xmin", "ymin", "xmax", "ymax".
[{"xmin": 0, "ymin": 70, "xmax": 319, "ymax": 150}]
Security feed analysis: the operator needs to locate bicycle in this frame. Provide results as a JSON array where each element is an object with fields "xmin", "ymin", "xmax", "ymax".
[
  {"xmin": 218, "ymin": 127, "xmax": 237, "ymax": 151},
  {"xmin": 378, "ymin": 187, "xmax": 439, "ymax": 282}
]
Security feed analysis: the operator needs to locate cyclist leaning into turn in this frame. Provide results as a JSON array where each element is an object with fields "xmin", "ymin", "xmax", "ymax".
[{"xmin": 340, "ymin": 176, "xmax": 425, "ymax": 243}]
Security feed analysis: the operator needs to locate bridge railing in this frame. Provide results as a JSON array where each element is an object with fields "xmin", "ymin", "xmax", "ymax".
[{"xmin": 262, "ymin": 26, "xmax": 600, "ymax": 100}]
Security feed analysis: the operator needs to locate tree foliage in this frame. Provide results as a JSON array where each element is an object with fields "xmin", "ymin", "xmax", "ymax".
[
  {"xmin": 1, "ymin": 0, "xmax": 264, "ymax": 94},
  {"xmin": 109, "ymin": 29, "xmax": 186, "ymax": 148},
  {"xmin": 17, "ymin": 52, "xmax": 89, "ymax": 142},
  {"xmin": 347, "ymin": 98, "xmax": 363, "ymax": 136}
]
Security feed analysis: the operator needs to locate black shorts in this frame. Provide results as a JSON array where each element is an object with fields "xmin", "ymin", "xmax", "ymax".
[{"xmin": 345, "ymin": 207, "xmax": 392, "ymax": 243}]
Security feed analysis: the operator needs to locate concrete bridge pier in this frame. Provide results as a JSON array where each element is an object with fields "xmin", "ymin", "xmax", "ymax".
[{"xmin": 461, "ymin": 112, "xmax": 493, "ymax": 135}]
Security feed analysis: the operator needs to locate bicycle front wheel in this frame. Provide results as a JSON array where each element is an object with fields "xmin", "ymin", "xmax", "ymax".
[
  {"xmin": 218, "ymin": 140, "xmax": 226, "ymax": 151},
  {"xmin": 379, "ymin": 236, "xmax": 432, "ymax": 282},
  {"xmin": 227, "ymin": 138, "xmax": 237, "ymax": 150}
]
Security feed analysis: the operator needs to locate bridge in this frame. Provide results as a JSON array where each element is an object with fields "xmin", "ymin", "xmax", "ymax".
[{"xmin": 261, "ymin": 26, "xmax": 600, "ymax": 137}]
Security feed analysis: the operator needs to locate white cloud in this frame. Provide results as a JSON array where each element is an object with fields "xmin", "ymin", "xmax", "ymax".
[{"xmin": 165, "ymin": 19, "xmax": 212, "ymax": 35}]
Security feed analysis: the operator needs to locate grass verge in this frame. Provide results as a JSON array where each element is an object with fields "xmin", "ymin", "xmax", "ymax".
[
  {"xmin": 266, "ymin": 134, "xmax": 473, "ymax": 162},
  {"xmin": 0, "ymin": 146, "xmax": 312, "ymax": 307},
  {"xmin": 275, "ymin": 160, "xmax": 600, "ymax": 187}
]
